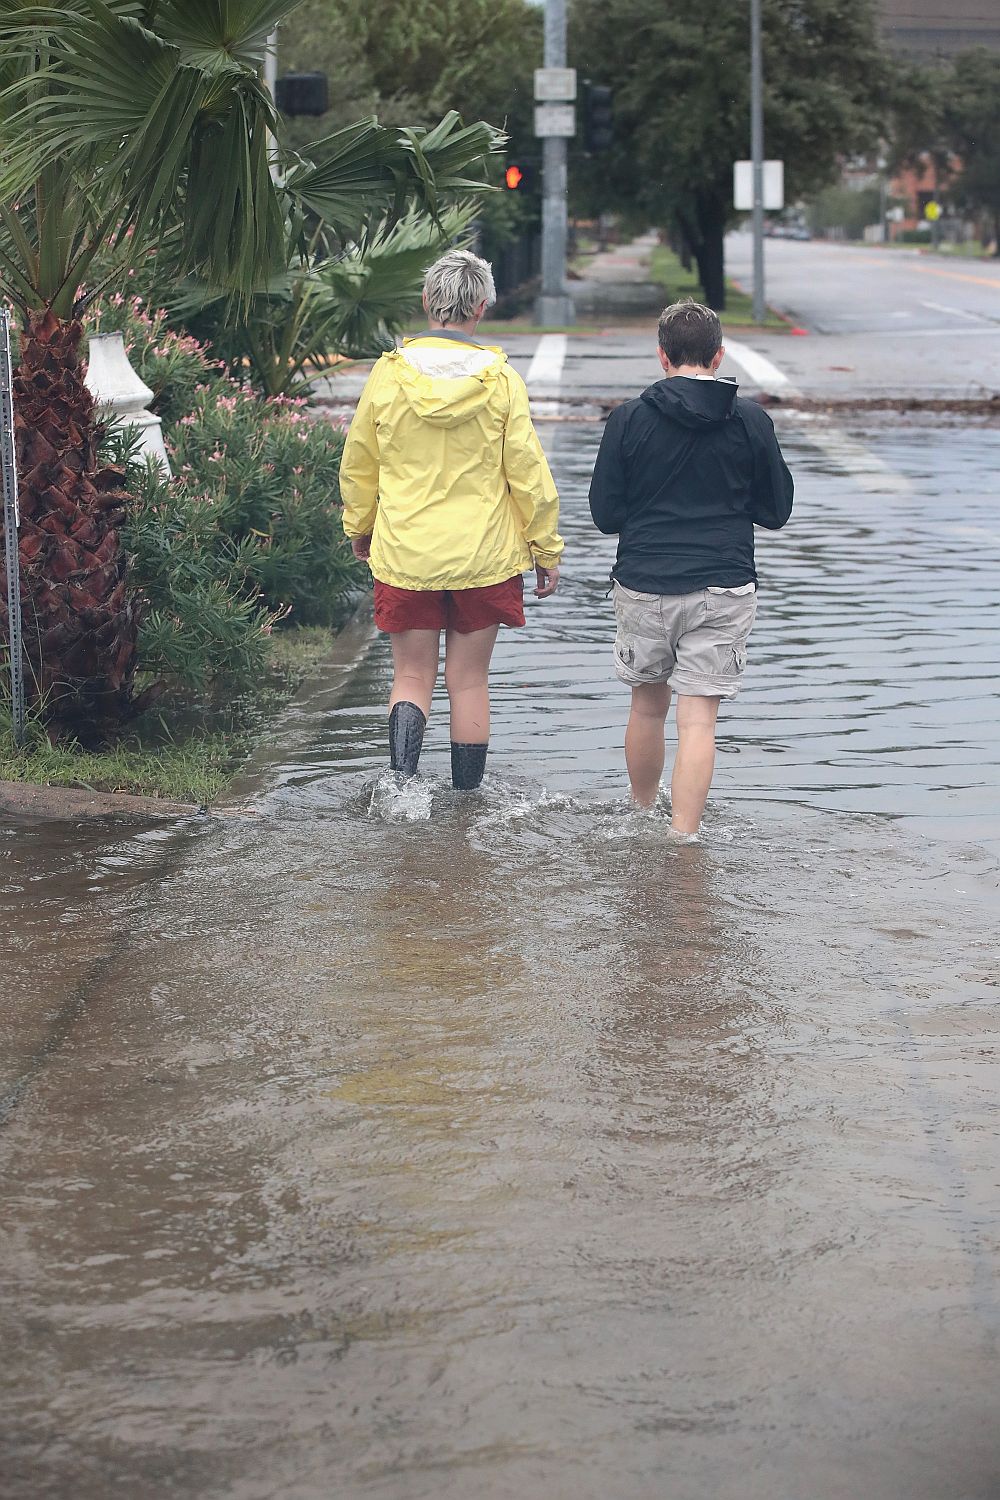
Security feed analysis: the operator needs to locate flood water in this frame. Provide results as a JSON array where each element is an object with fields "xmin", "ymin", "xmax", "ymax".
[{"xmin": 2, "ymin": 418, "xmax": 1000, "ymax": 1500}]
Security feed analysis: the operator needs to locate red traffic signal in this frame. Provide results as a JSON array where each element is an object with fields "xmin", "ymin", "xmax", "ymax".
[{"xmin": 503, "ymin": 161, "xmax": 537, "ymax": 192}]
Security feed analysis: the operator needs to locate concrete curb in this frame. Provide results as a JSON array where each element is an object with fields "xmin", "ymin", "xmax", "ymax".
[{"xmin": 0, "ymin": 780, "xmax": 202, "ymax": 821}]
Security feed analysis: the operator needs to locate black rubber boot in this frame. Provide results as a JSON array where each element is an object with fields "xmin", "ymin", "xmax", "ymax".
[
  {"xmin": 451, "ymin": 742, "xmax": 488, "ymax": 791},
  {"xmin": 389, "ymin": 701, "xmax": 426, "ymax": 779}
]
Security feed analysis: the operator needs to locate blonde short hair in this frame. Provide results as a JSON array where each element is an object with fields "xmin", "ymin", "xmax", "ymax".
[{"xmin": 423, "ymin": 249, "xmax": 496, "ymax": 324}]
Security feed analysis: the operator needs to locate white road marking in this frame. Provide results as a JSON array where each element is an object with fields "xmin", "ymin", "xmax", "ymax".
[
  {"xmin": 919, "ymin": 299, "xmax": 990, "ymax": 323},
  {"xmin": 526, "ymin": 333, "xmax": 567, "ymax": 387},
  {"xmin": 722, "ymin": 337, "xmax": 798, "ymax": 398},
  {"xmin": 724, "ymin": 340, "xmax": 911, "ymax": 493},
  {"xmin": 805, "ymin": 427, "xmax": 912, "ymax": 495}
]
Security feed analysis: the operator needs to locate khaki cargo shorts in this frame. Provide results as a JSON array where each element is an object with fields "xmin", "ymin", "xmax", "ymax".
[{"xmin": 613, "ymin": 582, "xmax": 758, "ymax": 698}]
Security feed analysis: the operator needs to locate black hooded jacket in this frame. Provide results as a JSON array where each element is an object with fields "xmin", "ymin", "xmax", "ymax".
[{"xmin": 589, "ymin": 376, "xmax": 793, "ymax": 595}]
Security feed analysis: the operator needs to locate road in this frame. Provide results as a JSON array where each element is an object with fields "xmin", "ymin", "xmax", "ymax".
[
  {"xmin": 725, "ymin": 231, "xmax": 1000, "ymax": 399},
  {"xmin": 3, "ymin": 419, "xmax": 1000, "ymax": 1500},
  {"xmin": 315, "ymin": 234, "xmax": 1000, "ymax": 410}
]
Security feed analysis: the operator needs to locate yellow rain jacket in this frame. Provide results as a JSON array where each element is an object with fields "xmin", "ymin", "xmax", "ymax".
[{"xmin": 339, "ymin": 334, "xmax": 564, "ymax": 590}]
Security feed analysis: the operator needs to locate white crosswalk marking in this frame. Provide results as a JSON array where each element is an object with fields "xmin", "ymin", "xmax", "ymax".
[
  {"xmin": 526, "ymin": 333, "xmax": 567, "ymax": 387},
  {"xmin": 919, "ymin": 299, "xmax": 990, "ymax": 323},
  {"xmin": 722, "ymin": 337, "xmax": 797, "ymax": 397}
]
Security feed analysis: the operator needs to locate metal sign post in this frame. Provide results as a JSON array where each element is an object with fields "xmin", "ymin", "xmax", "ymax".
[
  {"xmin": 0, "ymin": 308, "xmax": 26, "ymax": 746},
  {"xmin": 750, "ymin": 0, "xmax": 766, "ymax": 323},
  {"xmin": 534, "ymin": 3, "xmax": 576, "ymax": 327}
]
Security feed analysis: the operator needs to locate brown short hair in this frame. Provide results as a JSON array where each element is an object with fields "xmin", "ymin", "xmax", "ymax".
[{"xmin": 657, "ymin": 300, "xmax": 722, "ymax": 368}]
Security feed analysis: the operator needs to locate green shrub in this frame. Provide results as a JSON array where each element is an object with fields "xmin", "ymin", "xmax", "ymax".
[
  {"xmin": 90, "ymin": 295, "xmax": 364, "ymax": 661},
  {"xmin": 806, "ymin": 184, "xmax": 884, "ymax": 240},
  {"xmin": 167, "ymin": 387, "xmax": 360, "ymax": 627},
  {"xmin": 112, "ymin": 439, "xmax": 275, "ymax": 693}
]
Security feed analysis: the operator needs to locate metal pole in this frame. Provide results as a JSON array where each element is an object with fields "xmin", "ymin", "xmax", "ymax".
[
  {"xmin": 264, "ymin": 28, "xmax": 278, "ymax": 98},
  {"xmin": 750, "ymin": 0, "xmax": 766, "ymax": 323},
  {"xmin": 264, "ymin": 28, "xmax": 280, "ymax": 181},
  {"xmin": 0, "ymin": 309, "xmax": 26, "ymax": 746},
  {"xmin": 536, "ymin": 0, "xmax": 574, "ymax": 326}
]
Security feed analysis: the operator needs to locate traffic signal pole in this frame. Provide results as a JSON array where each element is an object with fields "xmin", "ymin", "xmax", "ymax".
[
  {"xmin": 536, "ymin": 0, "xmax": 574, "ymax": 326},
  {"xmin": 750, "ymin": 0, "xmax": 766, "ymax": 323}
]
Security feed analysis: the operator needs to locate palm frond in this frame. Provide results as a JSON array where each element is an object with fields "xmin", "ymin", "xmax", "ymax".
[{"xmin": 147, "ymin": 0, "xmax": 300, "ymax": 73}]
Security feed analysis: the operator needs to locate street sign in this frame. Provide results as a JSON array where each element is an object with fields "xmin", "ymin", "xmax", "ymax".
[
  {"xmin": 534, "ymin": 67, "xmax": 576, "ymax": 101},
  {"xmin": 534, "ymin": 103, "xmax": 575, "ymax": 138},
  {"xmin": 734, "ymin": 159, "xmax": 784, "ymax": 211},
  {"xmin": 924, "ymin": 200, "xmax": 942, "ymax": 221}
]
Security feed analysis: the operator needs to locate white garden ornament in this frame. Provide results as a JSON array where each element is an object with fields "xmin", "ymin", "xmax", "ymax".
[{"xmin": 85, "ymin": 332, "xmax": 171, "ymax": 476}]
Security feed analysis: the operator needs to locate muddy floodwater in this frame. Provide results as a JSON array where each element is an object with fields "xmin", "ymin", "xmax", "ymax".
[{"xmin": 2, "ymin": 419, "xmax": 1000, "ymax": 1500}]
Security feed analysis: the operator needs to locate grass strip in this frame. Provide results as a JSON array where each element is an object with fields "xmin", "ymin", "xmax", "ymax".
[
  {"xmin": 0, "ymin": 625, "xmax": 341, "ymax": 806},
  {"xmin": 647, "ymin": 246, "xmax": 788, "ymax": 329}
]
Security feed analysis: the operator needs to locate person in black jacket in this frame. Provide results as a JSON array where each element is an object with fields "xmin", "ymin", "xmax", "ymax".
[{"xmin": 589, "ymin": 300, "xmax": 793, "ymax": 836}]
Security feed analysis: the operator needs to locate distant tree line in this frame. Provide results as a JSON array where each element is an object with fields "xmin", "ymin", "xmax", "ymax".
[
  {"xmin": 891, "ymin": 48, "xmax": 1000, "ymax": 251},
  {"xmin": 279, "ymin": 0, "xmax": 1000, "ymax": 308}
]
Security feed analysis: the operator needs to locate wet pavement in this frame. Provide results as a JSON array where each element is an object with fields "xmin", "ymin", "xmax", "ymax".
[{"xmin": 2, "ymin": 418, "xmax": 1000, "ymax": 1500}]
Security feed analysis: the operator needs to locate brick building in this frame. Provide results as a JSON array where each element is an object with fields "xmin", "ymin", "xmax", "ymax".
[{"xmin": 880, "ymin": 0, "xmax": 1000, "ymax": 58}]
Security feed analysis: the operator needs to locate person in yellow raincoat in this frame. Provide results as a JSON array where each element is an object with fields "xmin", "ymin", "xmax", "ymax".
[{"xmin": 339, "ymin": 249, "xmax": 564, "ymax": 789}]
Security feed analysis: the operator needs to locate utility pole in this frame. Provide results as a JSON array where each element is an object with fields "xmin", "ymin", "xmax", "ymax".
[
  {"xmin": 536, "ymin": 0, "xmax": 574, "ymax": 326},
  {"xmin": 750, "ymin": 0, "xmax": 766, "ymax": 323}
]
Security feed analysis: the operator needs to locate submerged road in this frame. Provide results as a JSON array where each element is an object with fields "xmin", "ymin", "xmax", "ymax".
[{"xmin": 2, "ymin": 419, "xmax": 1000, "ymax": 1499}]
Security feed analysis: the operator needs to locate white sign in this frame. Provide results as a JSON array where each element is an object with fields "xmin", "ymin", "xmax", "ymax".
[
  {"xmin": 534, "ymin": 103, "xmax": 575, "ymax": 138},
  {"xmin": 733, "ymin": 160, "xmax": 784, "ymax": 211},
  {"xmin": 534, "ymin": 67, "xmax": 577, "ymax": 101}
]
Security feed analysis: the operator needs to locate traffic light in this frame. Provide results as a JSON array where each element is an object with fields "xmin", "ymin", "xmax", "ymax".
[
  {"xmin": 275, "ymin": 72, "xmax": 329, "ymax": 117},
  {"xmin": 582, "ymin": 82, "xmax": 614, "ymax": 154},
  {"xmin": 504, "ymin": 161, "xmax": 537, "ymax": 192}
]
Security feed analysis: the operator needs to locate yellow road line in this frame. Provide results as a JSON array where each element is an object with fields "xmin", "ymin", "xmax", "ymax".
[
  {"xmin": 910, "ymin": 264, "xmax": 1000, "ymax": 289},
  {"xmin": 853, "ymin": 256, "xmax": 1000, "ymax": 290}
]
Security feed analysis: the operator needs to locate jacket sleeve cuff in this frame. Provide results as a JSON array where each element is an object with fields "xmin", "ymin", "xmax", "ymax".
[{"xmin": 530, "ymin": 545, "xmax": 564, "ymax": 566}]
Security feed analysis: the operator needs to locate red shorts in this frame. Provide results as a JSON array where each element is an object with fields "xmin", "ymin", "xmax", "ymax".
[{"xmin": 374, "ymin": 576, "xmax": 525, "ymax": 634}]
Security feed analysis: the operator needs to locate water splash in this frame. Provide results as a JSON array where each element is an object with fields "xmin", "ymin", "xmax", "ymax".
[{"xmin": 367, "ymin": 768, "xmax": 435, "ymax": 823}]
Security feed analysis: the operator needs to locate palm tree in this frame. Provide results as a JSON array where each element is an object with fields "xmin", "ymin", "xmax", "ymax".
[{"xmin": 0, "ymin": 1, "xmax": 498, "ymax": 738}]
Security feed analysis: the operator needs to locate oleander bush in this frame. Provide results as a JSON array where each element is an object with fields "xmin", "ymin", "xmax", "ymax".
[
  {"xmin": 166, "ymin": 387, "xmax": 356, "ymax": 628},
  {"xmin": 89, "ymin": 296, "xmax": 361, "ymax": 698}
]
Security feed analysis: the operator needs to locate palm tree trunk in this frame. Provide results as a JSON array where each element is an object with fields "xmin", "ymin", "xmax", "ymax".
[{"xmin": 2, "ymin": 310, "xmax": 148, "ymax": 740}]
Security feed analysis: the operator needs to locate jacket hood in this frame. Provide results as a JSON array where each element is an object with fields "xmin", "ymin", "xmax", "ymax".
[
  {"xmin": 385, "ymin": 336, "xmax": 507, "ymax": 428},
  {"xmin": 640, "ymin": 375, "xmax": 739, "ymax": 429}
]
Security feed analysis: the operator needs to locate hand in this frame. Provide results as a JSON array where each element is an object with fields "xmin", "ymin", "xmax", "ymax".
[
  {"xmin": 351, "ymin": 535, "xmax": 372, "ymax": 561},
  {"xmin": 534, "ymin": 563, "xmax": 559, "ymax": 598}
]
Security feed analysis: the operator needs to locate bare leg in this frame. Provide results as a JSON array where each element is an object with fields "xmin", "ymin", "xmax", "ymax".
[
  {"xmin": 671, "ymin": 694, "xmax": 722, "ymax": 834},
  {"xmin": 625, "ymin": 682, "xmax": 672, "ymax": 808},
  {"xmin": 443, "ymin": 625, "xmax": 500, "ymax": 742},
  {"xmin": 389, "ymin": 629, "xmax": 440, "ymax": 719}
]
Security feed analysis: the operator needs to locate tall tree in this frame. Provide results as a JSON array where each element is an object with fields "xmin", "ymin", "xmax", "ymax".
[
  {"xmin": 570, "ymin": 0, "xmax": 888, "ymax": 308},
  {"xmin": 942, "ymin": 49, "xmax": 1000, "ymax": 252},
  {"xmin": 276, "ymin": 0, "xmax": 542, "ymax": 263},
  {"xmin": 0, "ymin": 0, "xmax": 497, "ymax": 738},
  {"xmin": 277, "ymin": 0, "xmax": 539, "ymax": 136}
]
